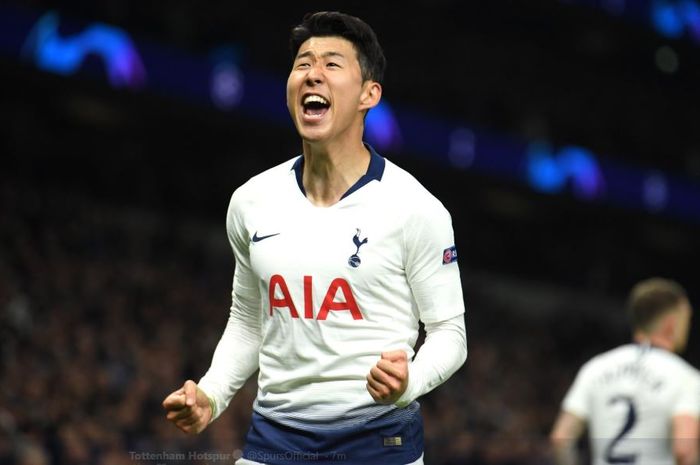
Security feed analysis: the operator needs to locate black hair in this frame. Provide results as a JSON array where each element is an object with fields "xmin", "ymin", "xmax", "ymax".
[
  {"xmin": 626, "ymin": 277, "xmax": 688, "ymax": 331},
  {"xmin": 290, "ymin": 11, "xmax": 386, "ymax": 84}
]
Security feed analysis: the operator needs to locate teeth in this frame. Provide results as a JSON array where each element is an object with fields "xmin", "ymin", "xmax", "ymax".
[{"xmin": 303, "ymin": 95, "xmax": 329, "ymax": 106}]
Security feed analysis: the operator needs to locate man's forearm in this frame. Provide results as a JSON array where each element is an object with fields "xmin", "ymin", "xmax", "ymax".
[
  {"xmin": 198, "ymin": 307, "xmax": 262, "ymax": 421},
  {"xmin": 395, "ymin": 314, "xmax": 467, "ymax": 407},
  {"xmin": 551, "ymin": 440, "xmax": 579, "ymax": 465}
]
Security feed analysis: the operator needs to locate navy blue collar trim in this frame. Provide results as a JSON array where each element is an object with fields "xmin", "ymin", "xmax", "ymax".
[
  {"xmin": 634, "ymin": 341, "xmax": 665, "ymax": 351},
  {"xmin": 292, "ymin": 143, "xmax": 385, "ymax": 200}
]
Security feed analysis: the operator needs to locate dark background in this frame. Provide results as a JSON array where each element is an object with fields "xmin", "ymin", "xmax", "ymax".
[{"xmin": 2, "ymin": 1, "xmax": 699, "ymax": 464}]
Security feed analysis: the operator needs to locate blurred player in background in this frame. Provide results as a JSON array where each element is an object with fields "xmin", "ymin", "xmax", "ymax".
[
  {"xmin": 162, "ymin": 11, "xmax": 467, "ymax": 465},
  {"xmin": 550, "ymin": 277, "xmax": 700, "ymax": 465}
]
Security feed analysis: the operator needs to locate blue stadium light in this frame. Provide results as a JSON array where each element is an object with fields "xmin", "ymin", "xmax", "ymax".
[
  {"xmin": 210, "ymin": 62, "xmax": 244, "ymax": 110},
  {"xmin": 679, "ymin": 0, "xmax": 700, "ymax": 41},
  {"xmin": 447, "ymin": 128, "xmax": 477, "ymax": 169},
  {"xmin": 642, "ymin": 171, "xmax": 669, "ymax": 211},
  {"xmin": 365, "ymin": 100, "xmax": 403, "ymax": 152},
  {"xmin": 526, "ymin": 142, "xmax": 566, "ymax": 194},
  {"xmin": 3, "ymin": 5, "xmax": 700, "ymax": 224},
  {"xmin": 526, "ymin": 142, "xmax": 606, "ymax": 201},
  {"xmin": 208, "ymin": 46, "xmax": 245, "ymax": 110},
  {"xmin": 21, "ymin": 11, "xmax": 146, "ymax": 88},
  {"xmin": 652, "ymin": 0, "xmax": 687, "ymax": 37},
  {"xmin": 563, "ymin": 0, "xmax": 700, "ymax": 45},
  {"xmin": 558, "ymin": 146, "xmax": 606, "ymax": 200}
]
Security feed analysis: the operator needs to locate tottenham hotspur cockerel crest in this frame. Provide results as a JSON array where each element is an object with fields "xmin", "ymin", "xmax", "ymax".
[{"xmin": 348, "ymin": 229, "xmax": 368, "ymax": 268}]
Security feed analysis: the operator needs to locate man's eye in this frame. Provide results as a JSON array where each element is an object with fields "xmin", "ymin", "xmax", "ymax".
[{"xmin": 327, "ymin": 62, "xmax": 339, "ymax": 67}]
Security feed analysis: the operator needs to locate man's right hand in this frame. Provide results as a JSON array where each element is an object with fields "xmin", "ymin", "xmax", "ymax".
[{"xmin": 162, "ymin": 380, "xmax": 213, "ymax": 435}]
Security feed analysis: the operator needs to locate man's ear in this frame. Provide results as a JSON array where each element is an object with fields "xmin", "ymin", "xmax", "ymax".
[
  {"xmin": 359, "ymin": 81, "xmax": 382, "ymax": 112},
  {"xmin": 659, "ymin": 311, "xmax": 677, "ymax": 340}
]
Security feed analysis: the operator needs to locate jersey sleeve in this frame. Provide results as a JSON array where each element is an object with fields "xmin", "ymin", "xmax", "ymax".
[
  {"xmin": 396, "ymin": 198, "xmax": 467, "ymax": 406},
  {"xmin": 562, "ymin": 362, "xmax": 594, "ymax": 420},
  {"xmin": 403, "ymin": 200, "xmax": 465, "ymax": 324},
  {"xmin": 672, "ymin": 368, "xmax": 700, "ymax": 417},
  {"xmin": 198, "ymin": 189, "xmax": 263, "ymax": 421},
  {"xmin": 395, "ymin": 313, "xmax": 467, "ymax": 407}
]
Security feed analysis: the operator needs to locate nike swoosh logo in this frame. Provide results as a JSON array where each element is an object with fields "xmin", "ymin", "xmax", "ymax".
[{"xmin": 251, "ymin": 231, "xmax": 280, "ymax": 243}]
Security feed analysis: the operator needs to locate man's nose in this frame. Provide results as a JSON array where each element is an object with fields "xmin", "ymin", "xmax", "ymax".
[{"xmin": 305, "ymin": 63, "xmax": 324, "ymax": 85}]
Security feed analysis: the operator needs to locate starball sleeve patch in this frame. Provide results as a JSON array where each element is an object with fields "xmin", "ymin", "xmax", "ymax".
[{"xmin": 442, "ymin": 245, "xmax": 457, "ymax": 265}]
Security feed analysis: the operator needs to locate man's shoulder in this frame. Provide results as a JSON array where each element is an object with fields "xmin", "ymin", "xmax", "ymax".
[
  {"xmin": 232, "ymin": 157, "xmax": 298, "ymax": 200},
  {"xmin": 225, "ymin": 157, "xmax": 298, "ymax": 221},
  {"xmin": 650, "ymin": 348, "xmax": 700, "ymax": 378},
  {"xmin": 578, "ymin": 344, "xmax": 634, "ymax": 372},
  {"xmin": 381, "ymin": 158, "xmax": 447, "ymax": 210},
  {"xmin": 584, "ymin": 344, "xmax": 700, "ymax": 377}
]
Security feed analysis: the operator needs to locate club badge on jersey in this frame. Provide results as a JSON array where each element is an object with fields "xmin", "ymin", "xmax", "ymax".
[{"xmin": 348, "ymin": 228, "xmax": 368, "ymax": 268}]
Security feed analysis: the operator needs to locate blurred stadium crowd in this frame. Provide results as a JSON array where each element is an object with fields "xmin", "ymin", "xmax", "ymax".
[{"xmin": 0, "ymin": 175, "xmax": 637, "ymax": 465}]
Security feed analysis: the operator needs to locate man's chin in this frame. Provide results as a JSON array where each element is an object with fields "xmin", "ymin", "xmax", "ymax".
[{"xmin": 300, "ymin": 130, "xmax": 329, "ymax": 144}]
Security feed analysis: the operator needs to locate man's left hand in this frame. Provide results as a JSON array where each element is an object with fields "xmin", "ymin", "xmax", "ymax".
[{"xmin": 366, "ymin": 350, "xmax": 409, "ymax": 404}]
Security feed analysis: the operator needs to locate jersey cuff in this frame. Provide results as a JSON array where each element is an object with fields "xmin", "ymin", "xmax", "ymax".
[
  {"xmin": 394, "ymin": 364, "xmax": 422, "ymax": 408},
  {"xmin": 197, "ymin": 385, "xmax": 218, "ymax": 423}
]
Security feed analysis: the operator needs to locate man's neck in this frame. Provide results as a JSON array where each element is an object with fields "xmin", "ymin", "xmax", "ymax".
[
  {"xmin": 633, "ymin": 332, "xmax": 674, "ymax": 352},
  {"xmin": 301, "ymin": 139, "xmax": 370, "ymax": 207}
]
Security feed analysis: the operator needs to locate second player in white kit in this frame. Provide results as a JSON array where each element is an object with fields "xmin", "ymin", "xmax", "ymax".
[{"xmin": 551, "ymin": 278, "xmax": 699, "ymax": 465}]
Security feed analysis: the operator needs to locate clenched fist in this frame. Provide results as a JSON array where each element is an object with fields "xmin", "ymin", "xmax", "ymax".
[
  {"xmin": 162, "ymin": 380, "xmax": 212, "ymax": 434},
  {"xmin": 366, "ymin": 350, "xmax": 409, "ymax": 405}
]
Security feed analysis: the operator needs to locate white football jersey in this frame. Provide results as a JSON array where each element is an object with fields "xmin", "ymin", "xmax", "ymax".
[
  {"xmin": 563, "ymin": 343, "xmax": 700, "ymax": 465},
  {"xmin": 200, "ymin": 147, "xmax": 465, "ymax": 428}
]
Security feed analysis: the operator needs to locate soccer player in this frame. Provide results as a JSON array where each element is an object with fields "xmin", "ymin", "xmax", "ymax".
[
  {"xmin": 550, "ymin": 278, "xmax": 700, "ymax": 465},
  {"xmin": 162, "ymin": 11, "xmax": 467, "ymax": 465}
]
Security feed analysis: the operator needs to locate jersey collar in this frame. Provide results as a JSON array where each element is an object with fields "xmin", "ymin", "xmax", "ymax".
[
  {"xmin": 292, "ymin": 143, "xmax": 386, "ymax": 200},
  {"xmin": 634, "ymin": 341, "xmax": 667, "ymax": 352}
]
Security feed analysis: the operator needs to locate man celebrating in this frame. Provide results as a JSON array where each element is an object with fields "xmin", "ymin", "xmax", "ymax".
[
  {"xmin": 162, "ymin": 11, "xmax": 467, "ymax": 465},
  {"xmin": 551, "ymin": 278, "xmax": 700, "ymax": 465}
]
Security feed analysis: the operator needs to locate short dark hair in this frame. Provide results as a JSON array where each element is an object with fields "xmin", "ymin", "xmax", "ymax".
[
  {"xmin": 627, "ymin": 277, "xmax": 687, "ymax": 331},
  {"xmin": 289, "ymin": 11, "xmax": 386, "ymax": 84}
]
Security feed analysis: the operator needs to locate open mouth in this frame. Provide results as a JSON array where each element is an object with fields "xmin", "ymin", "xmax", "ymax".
[{"xmin": 302, "ymin": 94, "xmax": 330, "ymax": 119}]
